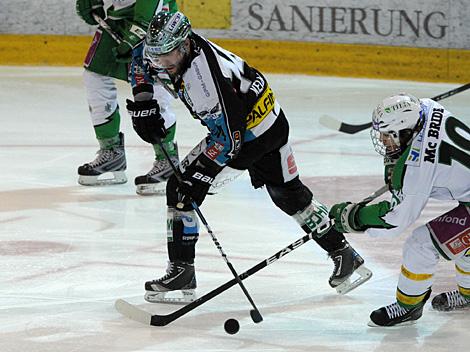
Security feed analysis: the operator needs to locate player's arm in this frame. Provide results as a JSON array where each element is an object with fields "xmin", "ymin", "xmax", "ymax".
[{"xmin": 76, "ymin": 0, "xmax": 105, "ymax": 25}]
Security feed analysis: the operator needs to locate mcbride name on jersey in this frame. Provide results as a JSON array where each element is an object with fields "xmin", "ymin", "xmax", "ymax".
[
  {"xmin": 130, "ymin": 33, "xmax": 281, "ymax": 168},
  {"xmin": 361, "ymin": 99, "xmax": 470, "ymax": 238}
]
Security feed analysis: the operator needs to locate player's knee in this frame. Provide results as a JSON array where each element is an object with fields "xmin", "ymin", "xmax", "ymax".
[
  {"xmin": 266, "ymin": 178, "xmax": 313, "ymax": 215},
  {"xmin": 403, "ymin": 225, "xmax": 439, "ymax": 271}
]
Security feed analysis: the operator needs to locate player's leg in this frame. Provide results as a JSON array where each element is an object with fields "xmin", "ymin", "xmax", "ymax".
[
  {"xmin": 369, "ymin": 225, "xmax": 435, "ymax": 327},
  {"xmin": 430, "ymin": 204, "xmax": 470, "ymax": 311},
  {"xmin": 143, "ymin": 141, "xmax": 214, "ymax": 303},
  {"xmin": 135, "ymin": 83, "xmax": 180, "ymax": 195},
  {"xmin": 242, "ymin": 110, "xmax": 371, "ymax": 293},
  {"xmin": 78, "ymin": 29, "xmax": 129, "ymax": 186}
]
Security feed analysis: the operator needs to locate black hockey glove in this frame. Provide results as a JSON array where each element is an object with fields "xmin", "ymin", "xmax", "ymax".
[
  {"xmin": 76, "ymin": 0, "xmax": 105, "ymax": 26},
  {"xmin": 126, "ymin": 99, "xmax": 167, "ymax": 144},
  {"xmin": 176, "ymin": 157, "xmax": 221, "ymax": 210},
  {"xmin": 329, "ymin": 202, "xmax": 366, "ymax": 233}
]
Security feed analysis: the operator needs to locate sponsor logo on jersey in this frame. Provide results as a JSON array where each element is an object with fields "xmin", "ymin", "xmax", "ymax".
[
  {"xmin": 232, "ymin": 131, "xmax": 242, "ymax": 152},
  {"xmin": 433, "ymin": 215, "xmax": 467, "ymax": 226},
  {"xmin": 287, "ymin": 154, "xmax": 298, "ymax": 175},
  {"xmin": 246, "ymin": 85, "xmax": 275, "ymax": 129},
  {"xmin": 445, "ymin": 228, "xmax": 470, "ymax": 255},
  {"xmin": 129, "ymin": 24, "xmax": 146, "ymax": 40},
  {"xmin": 205, "ymin": 142, "xmax": 224, "ymax": 160},
  {"xmin": 193, "ymin": 62, "xmax": 211, "ymax": 97},
  {"xmin": 249, "ymin": 74, "xmax": 265, "ymax": 96}
]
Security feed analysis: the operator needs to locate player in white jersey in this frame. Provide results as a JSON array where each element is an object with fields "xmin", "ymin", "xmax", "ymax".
[{"xmin": 329, "ymin": 93, "xmax": 470, "ymax": 327}]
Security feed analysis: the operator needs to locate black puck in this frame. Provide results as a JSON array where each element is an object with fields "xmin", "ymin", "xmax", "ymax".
[{"xmin": 224, "ymin": 318, "xmax": 240, "ymax": 334}]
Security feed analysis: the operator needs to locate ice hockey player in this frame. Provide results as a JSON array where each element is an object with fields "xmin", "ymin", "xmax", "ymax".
[
  {"xmin": 329, "ymin": 93, "xmax": 470, "ymax": 327},
  {"xmin": 126, "ymin": 11, "xmax": 372, "ymax": 303},
  {"xmin": 75, "ymin": 0, "xmax": 179, "ymax": 195}
]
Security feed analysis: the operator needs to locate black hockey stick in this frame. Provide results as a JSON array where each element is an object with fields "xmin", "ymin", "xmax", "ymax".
[
  {"xmin": 92, "ymin": 13, "xmax": 179, "ymax": 99},
  {"xmin": 115, "ymin": 185, "xmax": 388, "ymax": 326},
  {"xmin": 319, "ymin": 82, "xmax": 470, "ymax": 134},
  {"xmin": 154, "ymin": 139, "xmax": 263, "ymax": 323}
]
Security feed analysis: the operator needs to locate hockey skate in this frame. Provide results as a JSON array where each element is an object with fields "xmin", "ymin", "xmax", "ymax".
[
  {"xmin": 144, "ymin": 261, "xmax": 197, "ymax": 304},
  {"xmin": 368, "ymin": 291, "xmax": 431, "ymax": 327},
  {"xmin": 328, "ymin": 242, "xmax": 372, "ymax": 295},
  {"xmin": 431, "ymin": 290, "xmax": 470, "ymax": 311},
  {"xmin": 135, "ymin": 156, "xmax": 178, "ymax": 195},
  {"xmin": 78, "ymin": 132, "xmax": 127, "ymax": 186}
]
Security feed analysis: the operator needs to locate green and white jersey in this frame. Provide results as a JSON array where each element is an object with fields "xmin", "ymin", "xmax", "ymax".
[
  {"xmin": 106, "ymin": 0, "xmax": 177, "ymax": 23},
  {"xmin": 362, "ymin": 98, "xmax": 470, "ymax": 237}
]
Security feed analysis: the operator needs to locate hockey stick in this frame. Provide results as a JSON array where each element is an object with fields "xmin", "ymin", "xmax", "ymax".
[
  {"xmin": 92, "ymin": 13, "xmax": 179, "ymax": 99},
  {"xmin": 154, "ymin": 139, "xmax": 263, "ymax": 323},
  {"xmin": 115, "ymin": 185, "xmax": 388, "ymax": 326},
  {"xmin": 319, "ymin": 82, "xmax": 470, "ymax": 134}
]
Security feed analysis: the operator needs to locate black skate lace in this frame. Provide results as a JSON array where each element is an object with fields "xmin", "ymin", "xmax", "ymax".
[
  {"xmin": 446, "ymin": 290, "xmax": 470, "ymax": 307},
  {"xmin": 88, "ymin": 149, "xmax": 114, "ymax": 167},
  {"xmin": 384, "ymin": 302, "xmax": 408, "ymax": 319}
]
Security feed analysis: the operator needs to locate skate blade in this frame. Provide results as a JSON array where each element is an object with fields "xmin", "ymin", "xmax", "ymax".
[
  {"xmin": 115, "ymin": 299, "xmax": 152, "ymax": 325},
  {"xmin": 78, "ymin": 171, "xmax": 127, "ymax": 186},
  {"xmin": 144, "ymin": 289, "xmax": 196, "ymax": 304},
  {"xmin": 135, "ymin": 183, "xmax": 166, "ymax": 196},
  {"xmin": 367, "ymin": 318, "xmax": 417, "ymax": 328},
  {"xmin": 336, "ymin": 265, "xmax": 373, "ymax": 295}
]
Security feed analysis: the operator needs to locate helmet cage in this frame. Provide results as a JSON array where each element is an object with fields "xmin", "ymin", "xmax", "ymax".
[{"xmin": 370, "ymin": 94, "xmax": 423, "ymax": 157}]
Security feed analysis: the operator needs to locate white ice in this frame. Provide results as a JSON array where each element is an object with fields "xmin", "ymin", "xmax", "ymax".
[{"xmin": 0, "ymin": 66, "xmax": 469, "ymax": 352}]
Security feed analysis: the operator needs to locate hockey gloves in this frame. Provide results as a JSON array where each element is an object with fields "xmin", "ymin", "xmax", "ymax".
[
  {"xmin": 175, "ymin": 157, "xmax": 220, "ymax": 210},
  {"xmin": 127, "ymin": 99, "xmax": 167, "ymax": 144},
  {"xmin": 76, "ymin": 0, "xmax": 105, "ymax": 26},
  {"xmin": 112, "ymin": 23, "xmax": 147, "ymax": 62},
  {"xmin": 329, "ymin": 202, "xmax": 366, "ymax": 233}
]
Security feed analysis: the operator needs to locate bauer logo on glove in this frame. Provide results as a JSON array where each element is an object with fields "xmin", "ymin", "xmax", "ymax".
[{"xmin": 126, "ymin": 99, "xmax": 168, "ymax": 144}]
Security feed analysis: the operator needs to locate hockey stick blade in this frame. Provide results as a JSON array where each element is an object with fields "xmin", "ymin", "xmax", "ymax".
[
  {"xmin": 319, "ymin": 83, "xmax": 470, "ymax": 135},
  {"xmin": 115, "ymin": 299, "xmax": 152, "ymax": 325},
  {"xmin": 319, "ymin": 115, "xmax": 372, "ymax": 134},
  {"xmin": 115, "ymin": 185, "xmax": 387, "ymax": 327},
  {"xmin": 116, "ymin": 232, "xmax": 315, "ymax": 326}
]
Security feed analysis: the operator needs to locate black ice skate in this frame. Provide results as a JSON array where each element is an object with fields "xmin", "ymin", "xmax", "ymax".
[
  {"xmin": 328, "ymin": 242, "xmax": 372, "ymax": 294},
  {"xmin": 78, "ymin": 132, "xmax": 127, "ymax": 186},
  {"xmin": 368, "ymin": 291, "xmax": 430, "ymax": 327},
  {"xmin": 135, "ymin": 155, "xmax": 178, "ymax": 195},
  {"xmin": 431, "ymin": 290, "xmax": 470, "ymax": 311},
  {"xmin": 144, "ymin": 261, "xmax": 197, "ymax": 304}
]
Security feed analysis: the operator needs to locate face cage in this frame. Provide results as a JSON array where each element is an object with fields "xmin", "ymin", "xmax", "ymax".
[{"xmin": 370, "ymin": 128, "xmax": 401, "ymax": 157}]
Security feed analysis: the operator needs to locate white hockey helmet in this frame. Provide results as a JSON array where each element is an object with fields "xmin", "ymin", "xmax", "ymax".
[{"xmin": 370, "ymin": 93, "xmax": 423, "ymax": 157}]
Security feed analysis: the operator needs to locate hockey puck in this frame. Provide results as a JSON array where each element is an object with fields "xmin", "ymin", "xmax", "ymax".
[{"xmin": 224, "ymin": 318, "xmax": 240, "ymax": 334}]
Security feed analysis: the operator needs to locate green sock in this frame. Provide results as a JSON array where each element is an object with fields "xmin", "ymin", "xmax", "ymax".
[
  {"xmin": 153, "ymin": 124, "xmax": 177, "ymax": 159},
  {"xmin": 94, "ymin": 108, "xmax": 121, "ymax": 149}
]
